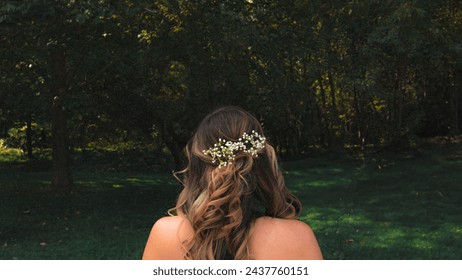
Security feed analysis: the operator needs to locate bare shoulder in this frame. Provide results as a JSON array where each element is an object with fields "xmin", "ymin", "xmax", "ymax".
[
  {"xmin": 249, "ymin": 217, "xmax": 323, "ymax": 260},
  {"xmin": 142, "ymin": 216, "xmax": 193, "ymax": 260},
  {"xmin": 142, "ymin": 215, "xmax": 322, "ymax": 260}
]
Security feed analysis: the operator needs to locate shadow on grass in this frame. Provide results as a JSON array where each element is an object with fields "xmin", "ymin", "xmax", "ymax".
[
  {"xmin": 0, "ymin": 168, "xmax": 179, "ymax": 259},
  {"xmin": 285, "ymin": 147, "xmax": 462, "ymax": 259}
]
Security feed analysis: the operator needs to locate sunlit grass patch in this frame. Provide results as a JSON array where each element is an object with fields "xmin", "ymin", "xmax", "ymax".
[
  {"xmin": 72, "ymin": 172, "xmax": 177, "ymax": 190},
  {"xmin": 292, "ymin": 145, "xmax": 462, "ymax": 259}
]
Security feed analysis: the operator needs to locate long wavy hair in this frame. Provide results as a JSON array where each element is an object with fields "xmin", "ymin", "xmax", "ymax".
[{"xmin": 171, "ymin": 106, "xmax": 302, "ymax": 259}]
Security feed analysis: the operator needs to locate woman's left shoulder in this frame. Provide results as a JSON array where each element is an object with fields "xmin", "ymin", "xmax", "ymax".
[
  {"xmin": 142, "ymin": 215, "xmax": 193, "ymax": 260},
  {"xmin": 250, "ymin": 217, "xmax": 323, "ymax": 260},
  {"xmin": 253, "ymin": 216, "xmax": 316, "ymax": 237}
]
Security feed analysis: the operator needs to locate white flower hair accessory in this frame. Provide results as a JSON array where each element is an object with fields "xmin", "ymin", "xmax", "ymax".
[{"xmin": 203, "ymin": 130, "xmax": 266, "ymax": 168}]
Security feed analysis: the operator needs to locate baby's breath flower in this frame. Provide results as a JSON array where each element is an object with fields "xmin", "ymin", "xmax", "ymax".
[{"xmin": 203, "ymin": 131, "xmax": 266, "ymax": 168}]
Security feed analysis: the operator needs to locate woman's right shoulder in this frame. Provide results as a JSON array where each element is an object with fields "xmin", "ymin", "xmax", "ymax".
[
  {"xmin": 153, "ymin": 215, "xmax": 194, "ymax": 233},
  {"xmin": 249, "ymin": 217, "xmax": 323, "ymax": 260},
  {"xmin": 142, "ymin": 215, "xmax": 193, "ymax": 260}
]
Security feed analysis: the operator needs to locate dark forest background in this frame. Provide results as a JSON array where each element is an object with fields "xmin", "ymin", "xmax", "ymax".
[{"xmin": 1, "ymin": 0, "xmax": 461, "ymax": 191}]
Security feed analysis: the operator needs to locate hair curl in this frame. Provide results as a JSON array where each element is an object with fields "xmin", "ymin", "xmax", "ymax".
[{"xmin": 171, "ymin": 106, "xmax": 302, "ymax": 259}]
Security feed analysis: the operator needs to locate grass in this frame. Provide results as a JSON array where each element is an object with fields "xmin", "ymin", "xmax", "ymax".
[
  {"xmin": 0, "ymin": 149, "xmax": 179, "ymax": 260},
  {"xmin": 0, "ymin": 141, "xmax": 461, "ymax": 259},
  {"xmin": 284, "ymin": 141, "xmax": 462, "ymax": 259}
]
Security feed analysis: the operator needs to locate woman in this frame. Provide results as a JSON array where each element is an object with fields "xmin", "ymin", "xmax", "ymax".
[{"xmin": 143, "ymin": 106, "xmax": 322, "ymax": 260}]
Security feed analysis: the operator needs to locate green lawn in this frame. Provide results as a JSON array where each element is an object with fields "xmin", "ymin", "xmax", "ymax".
[
  {"xmin": 284, "ymin": 142, "xmax": 462, "ymax": 259},
  {"xmin": 1, "ymin": 142, "xmax": 461, "ymax": 259}
]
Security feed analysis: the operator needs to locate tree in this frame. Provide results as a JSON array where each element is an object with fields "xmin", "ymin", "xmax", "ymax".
[
  {"xmin": 2, "ymin": 0, "xmax": 461, "ymax": 174},
  {"xmin": 1, "ymin": 0, "xmax": 149, "ymax": 189}
]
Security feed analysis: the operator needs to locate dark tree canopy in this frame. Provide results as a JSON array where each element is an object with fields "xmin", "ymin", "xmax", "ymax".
[{"xmin": 1, "ymin": 0, "xmax": 461, "ymax": 178}]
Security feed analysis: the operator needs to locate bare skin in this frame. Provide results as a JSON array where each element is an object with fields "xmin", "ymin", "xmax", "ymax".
[{"xmin": 142, "ymin": 215, "xmax": 323, "ymax": 260}]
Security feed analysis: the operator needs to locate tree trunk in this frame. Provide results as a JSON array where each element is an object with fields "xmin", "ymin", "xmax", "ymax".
[
  {"xmin": 452, "ymin": 62, "xmax": 462, "ymax": 135},
  {"xmin": 327, "ymin": 61, "xmax": 341, "ymax": 149},
  {"xmin": 52, "ymin": 96, "xmax": 73, "ymax": 190},
  {"xmin": 26, "ymin": 114, "xmax": 33, "ymax": 159},
  {"xmin": 353, "ymin": 86, "xmax": 366, "ymax": 151},
  {"xmin": 162, "ymin": 124, "xmax": 186, "ymax": 171},
  {"xmin": 317, "ymin": 73, "xmax": 330, "ymax": 148},
  {"xmin": 49, "ymin": 46, "xmax": 73, "ymax": 191}
]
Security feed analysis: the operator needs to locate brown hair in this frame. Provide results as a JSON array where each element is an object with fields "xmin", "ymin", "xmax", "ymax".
[{"xmin": 171, "ymin": 106, "xmax": 302, "ymax": 259}]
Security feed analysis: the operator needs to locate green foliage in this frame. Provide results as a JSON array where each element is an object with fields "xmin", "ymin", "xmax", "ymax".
[
  {"xmin": 5, "ymin": 123, "xmax": 50, "ymax": 150},
  {"xmin": 0, "ymin": 139, "xmax": 6, "ymax": 150},
  {"xmin": 1, "ymin": 0, "xmax": 461, "ymax": 164}
]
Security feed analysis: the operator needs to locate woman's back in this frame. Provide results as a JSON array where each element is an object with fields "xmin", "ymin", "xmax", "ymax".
[
  {"xmin": 142, "ymin": 107, "xmax": 323, "ymax": 260},
  {"xmin": 142, "ymin": 215, "xmax": 323, "ymax": 260}
]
